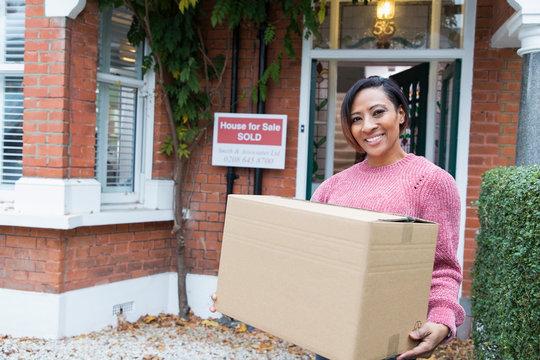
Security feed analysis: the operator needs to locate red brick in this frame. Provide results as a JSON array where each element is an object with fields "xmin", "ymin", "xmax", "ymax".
[{"xmin": 24, "ymin": 41, "xmax": 49, "ymax": 52}]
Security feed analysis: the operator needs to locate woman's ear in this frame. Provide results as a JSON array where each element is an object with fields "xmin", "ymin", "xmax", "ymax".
[{"xmin": 398, "ymin": 106, "xmax": 406, "ymax": 124}]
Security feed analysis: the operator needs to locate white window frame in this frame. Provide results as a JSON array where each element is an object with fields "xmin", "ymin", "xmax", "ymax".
[{"xmin": 96, "ymin": 7, "xmax": 155, "ymax": 207}]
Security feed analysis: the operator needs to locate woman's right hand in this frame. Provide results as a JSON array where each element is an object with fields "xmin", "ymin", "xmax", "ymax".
[{"xmin": 209, "ymin": 293, "xmax": 217, "ymax": 313}]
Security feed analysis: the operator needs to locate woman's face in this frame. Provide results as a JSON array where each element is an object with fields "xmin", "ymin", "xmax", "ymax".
[{"xmin": 350, "ymin": 86, "xmax": 406, "ymax": 167}]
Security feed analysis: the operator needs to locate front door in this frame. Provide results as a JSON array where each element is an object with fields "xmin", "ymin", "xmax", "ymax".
[
  {"xmin": 438, "ymin": 60, "xmax": 461, "ymax": 178},
  {"xmin": 390, "ymin": 63, "xmax": 430, "ymax": 156}
]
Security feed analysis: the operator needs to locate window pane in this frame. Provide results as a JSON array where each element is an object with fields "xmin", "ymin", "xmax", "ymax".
[
  {"xmin": 98, "ymin": 6, "xmax": 142, "ymax": 79},
  {"xmin": 4, "ymin": 0, "xmax": 25, "ymax": 63},
  {"xmin": 313, "ymin": 0, "xmax": 465, "ymax": 50},
  {"xmin": 1, "ymin": 76, "xmax": 23, "ymax": 184},
  {"xmin": 95, "ymin": 83, "xmax": 137, "ymax": 192}
]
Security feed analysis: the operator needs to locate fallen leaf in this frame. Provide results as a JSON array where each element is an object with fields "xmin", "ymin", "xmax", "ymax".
[
  {"xmin": 144, "ymin": 315, "xmax": 157, "ymax": 324},
  {"xmin": 201, "ymin": 320, "xmax": 219, "ymax": 327},
  {"xmin": 254, "ymin": 340, "xmax": 274, "ymax": 351},
  {"xmin": 234, "ymin": 323, "xmax": 247, "ymax": 333}
]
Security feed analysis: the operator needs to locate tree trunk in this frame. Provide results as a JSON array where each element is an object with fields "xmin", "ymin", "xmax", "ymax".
[{"xmin": 174, "ymin": 159, "xmax": 190, "ymax": 320}]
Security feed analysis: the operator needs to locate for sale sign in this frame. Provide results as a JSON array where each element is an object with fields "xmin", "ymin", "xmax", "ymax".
[{"xmin": 212, "ymin": 113, "xmax": 287, "ymax": 169}]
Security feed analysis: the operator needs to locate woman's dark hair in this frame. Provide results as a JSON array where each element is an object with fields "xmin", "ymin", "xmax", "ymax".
[{"xmin": 340, "ymin": 76, "xmax": 410, "ymax": 155}]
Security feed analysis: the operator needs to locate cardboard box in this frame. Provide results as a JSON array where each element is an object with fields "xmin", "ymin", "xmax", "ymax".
[{"xmin": 215, "ymin": 195, "xmax": 438, "ymax": 360}]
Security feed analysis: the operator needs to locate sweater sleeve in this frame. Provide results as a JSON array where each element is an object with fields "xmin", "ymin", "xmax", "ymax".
[
  {"xmin": 310, "ymin": 177, "xmax": 332, "ymax": 203},
  {"xmin": 420, "ymin": 169, "xmax": 466, "ymax": 342}
]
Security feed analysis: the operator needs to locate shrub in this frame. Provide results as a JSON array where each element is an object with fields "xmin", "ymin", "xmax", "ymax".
[{"xmin": 471, "ymin": 166, "xmax": 539, "ymax": 359}]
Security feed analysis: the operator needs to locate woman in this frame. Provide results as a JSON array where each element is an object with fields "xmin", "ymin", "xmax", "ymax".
[{"xmin": 311, "ymin": 76, "xmax": 465, "ymax": 360}]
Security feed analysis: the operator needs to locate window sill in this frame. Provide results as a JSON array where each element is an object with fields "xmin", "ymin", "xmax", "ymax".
[
  {"xmin": 0, "ymin": 178, "xmax": 175, "ymax": 229},
  {"xmin": 0, "ymin": 204, "xmax": 173, "ymax": 229}
]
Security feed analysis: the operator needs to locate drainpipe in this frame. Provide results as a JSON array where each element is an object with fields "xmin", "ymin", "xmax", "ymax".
[
  {"xmin": 226, "ymin": 27, "xmax": 240, "ymax": 198},
  {"xmin": 254, "ymin": 20, "xmax": 267, "ymax": 195}
]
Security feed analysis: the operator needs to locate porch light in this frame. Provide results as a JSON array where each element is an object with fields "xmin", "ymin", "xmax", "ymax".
[
  {"xmin": 376, "ymin": 0, "xmax": 395, "ymax": 20},
  {"xmin": 373, "ymin": 0, "xmax": 397, "ymax": 48}
]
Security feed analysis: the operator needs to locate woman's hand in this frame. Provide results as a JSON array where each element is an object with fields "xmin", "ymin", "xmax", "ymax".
[
  {"xmin": 209, "ymin": 293, "xmax": 217, "ymax": 313},
  {"xmin": 396, "ymin": 322, "xmax": 450, "ymax": 360}
]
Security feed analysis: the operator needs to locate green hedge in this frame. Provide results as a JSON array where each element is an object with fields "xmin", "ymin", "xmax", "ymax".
[{"xmin": 471, "ymin": 166, "xmax": 540, "ymax": 359}]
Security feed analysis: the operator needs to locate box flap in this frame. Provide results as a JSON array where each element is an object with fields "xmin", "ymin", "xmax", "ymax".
[{"xmin": 228, "ymin": 194, "xmax": 410, "ymax": 223}]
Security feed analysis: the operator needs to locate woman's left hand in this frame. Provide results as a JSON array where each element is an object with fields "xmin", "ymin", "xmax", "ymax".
[{"xmin": 396, "ymin": 322, "xmax": 450, "ymax": 360}]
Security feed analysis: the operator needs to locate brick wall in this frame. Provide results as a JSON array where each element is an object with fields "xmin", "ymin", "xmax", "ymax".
[
  {"xmin": 462, "ymin": 0, "xmax": 520, "ymax": 296},
  {"xmin": 23, "ymin": 0, "xmax": 71, "ymax": 178},
  {"xmin": 183, "ymin": 3, "xmax": 302, "ymax": 275},
  {"xmin": 68, "ymin": 0, "xmax": 99, "ymax": 178},
  {"xmin": 22, "ymin": 0, "xmax": 100, "ymax": 179},
  {"xmin": 0, "ymin": 223, "xmax": 176, "ymax": 294}
]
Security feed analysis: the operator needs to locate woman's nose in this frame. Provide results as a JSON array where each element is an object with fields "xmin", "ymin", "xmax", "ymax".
[{"xmin": 362, "ymin": 117, "xmax": 377, "ymax": 132}]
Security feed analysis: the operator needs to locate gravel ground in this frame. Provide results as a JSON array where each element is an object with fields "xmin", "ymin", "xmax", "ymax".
[
  {"xmin": 0, "ymin": 314, "xmax": 474, "ymax": 360},
  {"xmin": 0, "ymin": 314, "xmax": 314, "ymax": 360}
]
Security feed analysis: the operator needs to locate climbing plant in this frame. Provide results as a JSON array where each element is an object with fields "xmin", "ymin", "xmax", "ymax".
[{"xmin": 98, "ymin": 0, "xmax": 363, "ymax": 319}]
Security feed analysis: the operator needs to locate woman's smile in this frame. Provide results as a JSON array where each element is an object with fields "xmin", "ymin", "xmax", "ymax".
[{"xmin": 365, "ymin": 133, "xmax": 385, "ymax": 144}]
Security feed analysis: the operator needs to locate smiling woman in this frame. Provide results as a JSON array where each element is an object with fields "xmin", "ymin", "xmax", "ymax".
[{"xmin": 311, "ymin": 76, "xmax": 465, "ymax": 360}]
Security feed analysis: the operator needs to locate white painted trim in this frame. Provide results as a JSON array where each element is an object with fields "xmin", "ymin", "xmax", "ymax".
[
  {"xmin": 324, "ymin": 61, "xmax": 337, "ymax": 179},
  {"xmin": 492, "ymin": 0, "xmax": 540, "ymax": 53},
  {"xmin": 517, "ymin": 24, "xmax": 540, "ymax": 55},
  {"xmin": 44, "ymin": 0, "xmax": 86, "ymax": 19},
  {"xmin": 508, "ymin": 0, "xmax": 540, "ymax": 14},
  {"xmin": 14, "ymin": 177, "xmax": 101, "ymax": 216},
  {"xmin": 144, "ymin": 179, "xmax": 175, "ymax": 210},
  {"xmin": 491, "ymin": 12, "xmax": 521, "ymax": 48},
  {"xmin": 97, "ymin": 72, "xmax": 146, "ymax": 89},
  {"xmin": 186, "ymin": 273, "xmax": 220, "ymax": 320},
  {"xmin": 454, "ymin": 0, "xmax": 478, "ymax": 280},
  {"xmin": 424, "ymin": 61, "xmax": 439, "ymax": 163},
  {"xmin": 309, "ymin": 49, "xmax": 466, "ymax": 61},
  {"xmin": 0, "ymin": 207, "xmax": 173, "ymax": 229},
  {"xmin": 294, "ymin": 31, "xmax": 313, "ymax": 200},
  {"xmin": 142, "ymin": 58, "xmax": 156, "ymax": 184},
  {"xmin": 0, "ymin": 273, "xmax": 217, "ymax": 339},
  {"xmin": 3, "ymin": 178, "xmax": 174, "ymax": 229}
]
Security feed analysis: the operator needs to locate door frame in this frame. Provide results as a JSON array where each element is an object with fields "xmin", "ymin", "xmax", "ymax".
[{"xmin": 295, "ymin": 0, "xmax": 478, "ymax": 273}]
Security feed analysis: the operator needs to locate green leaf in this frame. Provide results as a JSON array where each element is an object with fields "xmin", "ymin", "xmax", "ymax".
[
  {"xmin": 251, "ymin": 86, "xmax": 258, "ymax": 104},
  {"xmin": 314, "ymin": 136, "xmax": 326, "ymax": 148},
  {"xmin": 316, "ymin": 99, "xmax": 328, "ymax": 111},
  {"xmin": 264, "ymin": 24, "xmax": 275, "ymax": 45},
  {"xmin": 160, "ymin": 136, "xmax": 174, "ymax": 156},
  {"xmin": 259, "ymin": 83, "xmax": 267, "ymax": 102},
  {"xmin": 270, "ymin": 61, "xmax": 280, "ymax": 83}
]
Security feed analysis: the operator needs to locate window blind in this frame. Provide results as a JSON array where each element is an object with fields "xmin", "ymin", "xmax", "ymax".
[
  {"xmin": 95, "ymin": 83, "xmax": 137, "ymax": 192},
  {"xmin": 1, "ymin": 76, "xmax": 22, "ymax": 184},
  {"xmin": 98, "ymin": 6, "xmax": 142, "ymax": 79},
  {"xmin": 0, "ymin": 0, "xmax": 24, "ymax": 185},
  {"xmin": 4, "ymin": 0, "xmax": 25, "ymax": 63}
]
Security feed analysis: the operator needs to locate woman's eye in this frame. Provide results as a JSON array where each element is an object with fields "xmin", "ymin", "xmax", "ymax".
[
  {"xmin": 352, "ymin": 116, "xmax": 362, "ymax": 123},
  {"xmin": 373, "ymin": 109, "xmax": 385, "ymax": 116}
]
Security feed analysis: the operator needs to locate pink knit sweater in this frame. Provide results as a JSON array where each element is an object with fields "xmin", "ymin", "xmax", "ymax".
[{"xmin": 311, "ymin": 153, "xmax": 465, "ymax": 339}]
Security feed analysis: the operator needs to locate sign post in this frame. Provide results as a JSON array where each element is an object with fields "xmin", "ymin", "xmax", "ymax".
[{"xmin": 212, "ymin": 113, "xmax": 287, "ymax": 169}]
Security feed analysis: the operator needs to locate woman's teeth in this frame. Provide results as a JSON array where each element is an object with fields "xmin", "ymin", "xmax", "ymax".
[{"xmin": 366, "ymin": 134, "xmax": 384, "ymax": 143}]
